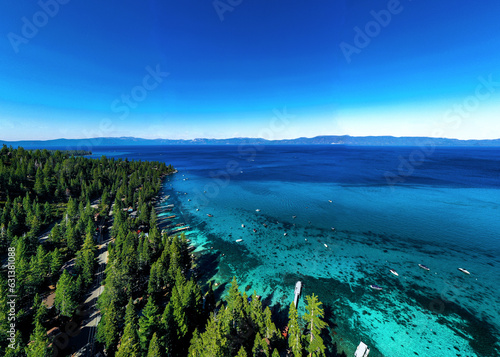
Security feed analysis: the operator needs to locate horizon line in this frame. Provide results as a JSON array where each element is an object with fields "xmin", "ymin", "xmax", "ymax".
[{"xmin": 2, "ymin": 134, "xmax": 500, "ymax": 142}]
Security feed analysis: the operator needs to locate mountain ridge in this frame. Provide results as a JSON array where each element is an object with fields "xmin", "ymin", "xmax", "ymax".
[{"xmin": 1, "ymin": 135, "xmax": 500, "ymax": 148}]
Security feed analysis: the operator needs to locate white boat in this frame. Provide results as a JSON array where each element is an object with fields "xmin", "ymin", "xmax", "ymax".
[
  {"xmin": 241, "ymin": 224, "xmax": 245, "ymax": 228},
  {"xmin": 418, "ymin": 264, "xmax": 430, "ymax": 271},
  {"xmin": 370, "ymin": 285, "xmax": 382, "ymax": 291},
  {"xmin": 324, "ymin": 243, "xmax": 328, "ymax": 248},
  {"xmin": 390, "ymin": 269, "xmax": 399, "ymax": 276},
  {"xmin": 328, "ymin": 200, "xmax": 332, "ymax": 203},
  {"xmin": 458, "ymin": 268, "xmax": 470, "ymax": 275},
  {"xmin": 256, "ymin": 209, "xmax": 261, "ymax": 212},
  {"xmin": 354, "ymin": 342, "xmax": 370, "ymax": 357},
  {"xmin": 284, "ymin": 233, "xmax": 288, "ymax": 236},
  {"xmin": 236, "ymin": 239, "xmax": 243, "ymax": 242}
]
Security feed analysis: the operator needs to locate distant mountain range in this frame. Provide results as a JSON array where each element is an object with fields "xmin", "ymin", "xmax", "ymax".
[{"xmin": 1, "ymin": 136, "xmax": 500, "ymax": 148}]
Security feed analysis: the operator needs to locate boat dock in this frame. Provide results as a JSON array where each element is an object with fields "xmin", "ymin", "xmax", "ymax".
[
  {"xmin": 169, "ymin": 226, "xmax": 190, "ymax": 235},
  {"xmin": 294, "ymin": 281, "xmax": 302, "ymax": 307}
]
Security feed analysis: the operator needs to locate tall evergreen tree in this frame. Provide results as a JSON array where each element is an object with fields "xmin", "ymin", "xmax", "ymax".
[
  {"xmin": 139, "ymin": 296, "xmax": 159, "ymax": 353},
  {"xmin": 147, "ymin": 332, "xmax": 163, "ymax": 357},
  {"xmin": 97, "ymin": 298, "xmax": 121, "ymax": 355},
  {"xmin": 54, "ymin": 270, "xmax": 77, "ymax": 318},
  {"xmin": 252, "ymin": 332, "xmax": 269, "ymax": 357},
  {"xmin": 236, "ymin": 345, "xmax": 248, "ymax": 357},
  {"xmin": 25, "ymin": 321, "xmax": 51, "ymax": 357},
  {"xmin": 288, "ymin": 302, "xmax": 303, "ymax": 357},
  {"xmin": 116, "ymin": 302, "xmax": 140, "ymax": 357},
  {"xmin": 303, "ymin": 294, "xmax": 327, "ymax": 357}
]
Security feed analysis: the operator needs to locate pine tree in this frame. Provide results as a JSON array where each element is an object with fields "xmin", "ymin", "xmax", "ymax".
[
  {"xmin": 263, "ymin": 306, "xmax": 277, "ymax": 341},
  {"xmin": 54, "ymin": 270, "xmax": 77, "ymax": 318},
  {"xmin": 116, "ymin": 303, "xmax": 140, "ymax": 357},
  {"xmin": 271, "ymin": 349, "xmax": 280, "ymax": 357},
  {"xmin": 288, "ymin": 302, "xmax": 303, "ymax": 357},
  {"xmin": 50, "ymin": 248, "xmax": 63, "ymax": 275},
  {"xmin": 249, "ymin": 291, "xmax": 264, "ymax": 334},
  {"xmin": 252, "ymin": 332, "xmax": 269, "ymax": 357},
  {"xmin": 139, "ymin": 296, "xmax": 159, "ymax": 353},
  {"xmin": 33, "ymin": 293, "xmax": 47, "ymax": 325},
  {"xmin": 147, "ymin": 332, "xmax": 162, "ymax": 357},
  {"xmin": 303, "ymin": 294, "xmax": 327, "ymax": 357},
  {"xmin": 25, "ymin": 321, "xmax": 51, "ymax": 357},
  {"xmin": 236, "ymin": 345, "xmax": 248, "ymax": 357},
  {"xmin": 225, "ymin": 276, "xmax": 245, "ymax": 330},
  {"xmin": 34, "ymin": 168, "xmax": 45, "ymax": 197},
  {"xmin": 96, "ymin": 298, "xmax": 120, "ymax": 354},
  {"xmin": 160, "ymin": 302, "xmax": 175, "ymax": 354}
]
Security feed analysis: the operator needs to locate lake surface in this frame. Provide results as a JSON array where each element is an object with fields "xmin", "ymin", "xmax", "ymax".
[{"xmin": 88, "ymin": 144, "xmax": 500, "ymax": 357}]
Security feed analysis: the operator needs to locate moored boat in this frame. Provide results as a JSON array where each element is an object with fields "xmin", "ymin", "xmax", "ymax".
[
  {"xmin": 236, "ymin": 239, "xmax": 243, "ymax": 242},
  {"xmin": 390, "ymin": 269, "xmax": 399, "ymax": 276},
  {"xmin": 419, "ymin": 264, "xmax": 430, "ymax": 271},
  {"xmin": 458, "ymin": 268, "xmax": 470, "ymax": 275},
  {"xmin": 370, "ymin": 285, "xmax": 382, "ymax": 291}
]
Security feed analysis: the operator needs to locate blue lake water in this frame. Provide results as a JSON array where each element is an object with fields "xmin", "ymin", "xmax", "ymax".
[{"xmin": 89, "ymin": 145, "xmax": 500, "ymax": 357}]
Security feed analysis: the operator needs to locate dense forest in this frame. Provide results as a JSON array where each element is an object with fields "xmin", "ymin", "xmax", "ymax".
[{"xmin": 0, "ymin": 145, "xmax": 332, "ymax": 357}]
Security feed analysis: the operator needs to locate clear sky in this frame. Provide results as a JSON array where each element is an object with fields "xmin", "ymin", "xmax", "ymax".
[{"xmin": 1, "ymin": 0, "xmax": 499, "ymax": 141}]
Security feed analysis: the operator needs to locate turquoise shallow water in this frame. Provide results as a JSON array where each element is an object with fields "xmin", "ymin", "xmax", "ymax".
[{"xmin": 89, "ymin": 145, "xmax": 500, "ymax": 357}]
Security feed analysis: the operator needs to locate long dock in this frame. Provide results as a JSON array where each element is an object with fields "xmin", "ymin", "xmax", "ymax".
[
  {"xmin": 294, "ymin": 281, "xmax": 302, "ymax": 307},
  {"xmin": 169, "ymin": 226, "xmax": 190, "ymax": 235}
]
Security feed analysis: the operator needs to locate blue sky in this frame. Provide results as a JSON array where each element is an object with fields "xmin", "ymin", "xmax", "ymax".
[{"xmin": 1, "ymin": 0, "xmax": 499, "ymax": 140}]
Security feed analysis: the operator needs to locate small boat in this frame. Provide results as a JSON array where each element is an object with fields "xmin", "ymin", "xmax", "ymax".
[
  {"xmin": 355, "ymin": 342, "xmax": 370, "ymax": 357},
  {"xmin": 284, "ymin": 233, "xmax": 288, "ymax": 236},
  {"xmin": 419, "ymin": 264, "xmax": 430, "ymax": 271},
  {"xmin": 263, "ymin": 223, "xmax": 267, "ymax": 228},
  {"xmin": 236, "ymin": 239, "xmax": 243, "ymax": 243},
  {"xmin": 241, "ymin": 224, "xmax": 245, "ymax": 228},
  {"xmin": 328, "ymin": 200, "xmax": 332, "ymax": 203},
  {"xmin": 196, "ymin": 209, "xmax": 199, "ymax": 211},
  {"xmin": 390, "ymin": 269, "xmax": 399, "ymax": 276},
  {"xmin": 188, "ymin": 199, "xmax": 191, "ymax": 201},
  {"xmin": 331, "ymin": 227, "xmax": 335, "ymax": 231},
  {"xmin": 324, "ymin": 243, "xmax": 328, "ymax": 248},
  {"xmin": 292, "ymin": 215, "xmax": 297, "ymax": 219},
  {"xmin": 370, "ymin": 285, "xmax": 383, "ymax": 291},
  {"xmin": 253, "ymin": 229, "xmax": 257, "ymax": 233},
  {"xmin": 207, "ymin": 214, "xmax": 213, "ymax": 217},
  {"xmin": 458, "ymin": 268, "xmax": 470, "ymax": 275},
  {"xmin": 256, "ymin": 209, "xmax": 261, "ymax": 212}
]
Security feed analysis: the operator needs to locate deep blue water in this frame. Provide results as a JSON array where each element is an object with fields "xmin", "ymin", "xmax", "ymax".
[
  {"xmin": 90, "ymin": 145, "xmax": 500, "ymax": 187},
  {"xmin": 84, "ymin": 145, "xmax": 500, "ymax": 357}
]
